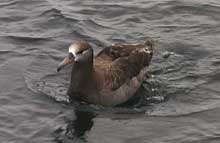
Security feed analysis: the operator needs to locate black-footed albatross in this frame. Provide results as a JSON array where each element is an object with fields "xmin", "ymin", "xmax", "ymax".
[{"xmin": 57, "ymin": 39, "xmax": 154, "ymax": 106}]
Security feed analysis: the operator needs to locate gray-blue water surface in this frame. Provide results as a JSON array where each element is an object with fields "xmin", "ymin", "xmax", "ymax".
[{"xmin": 0, "ymin": 0, "xmax": 220, "ymax": 143}]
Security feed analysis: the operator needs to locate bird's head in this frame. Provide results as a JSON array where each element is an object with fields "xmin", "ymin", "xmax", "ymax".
[{"xmin": 57, "ymin": 41, "xmax": 93, "ymax": 72}]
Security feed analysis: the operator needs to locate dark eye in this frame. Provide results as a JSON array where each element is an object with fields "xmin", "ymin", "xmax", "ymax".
[
  {"xmin": 68, "ymin": 53, "xmax": 74, "ymax": 59},
  {"xmin": 77, "ymin": 50, "xmax": 83, "ymax": 54}
]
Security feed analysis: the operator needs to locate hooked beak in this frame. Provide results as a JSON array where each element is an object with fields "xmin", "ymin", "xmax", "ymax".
[{"xmin": 57, "ymin": 54, "xmax": 75, "ymax": 72}]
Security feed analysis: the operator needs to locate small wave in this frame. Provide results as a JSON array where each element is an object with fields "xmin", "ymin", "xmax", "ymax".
[
  {"xmin": 82, "ymin": 19, "xmax": 115, "ymax": 30},
  {"xmin": 2, "ymin": 35, "xmax": 52, "ymax": 43},
  {"xmin": 39, "ymin": 8, "xmax": 79, "ymax": 23},
  {"xmin": 145, "ymin": 100, "xmax": 220, "ymax": 117},
  {"xmin": 0, "ymin": 0, "xmax": 18, "ymax": 8},
  {"xmin": 23, "ymin": 70, "xmax": 70, "ymax": 104}
]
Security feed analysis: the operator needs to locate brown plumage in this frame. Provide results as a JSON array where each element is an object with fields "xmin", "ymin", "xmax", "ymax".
[{"xmin": 57, "ymin": 39, "xmax": 154, "ymax": 106}]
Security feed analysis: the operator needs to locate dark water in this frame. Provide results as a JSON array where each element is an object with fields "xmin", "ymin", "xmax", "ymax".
[{"xmin": 1, "ymin": 0, "xmax": 220, "ymax": 142}]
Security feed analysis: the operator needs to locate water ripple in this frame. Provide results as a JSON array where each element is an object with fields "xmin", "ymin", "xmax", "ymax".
[{"xmin": 1, "ymin": 0, "xmax": 220, "ymax": 142}]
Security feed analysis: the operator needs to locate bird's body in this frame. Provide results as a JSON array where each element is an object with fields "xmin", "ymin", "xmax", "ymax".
[{"xmin": 57, "ymin": 39, "xmax": 154, "ymax": 106}]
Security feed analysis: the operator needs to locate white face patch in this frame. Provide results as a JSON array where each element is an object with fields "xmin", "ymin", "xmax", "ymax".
[{"xmin": 68, "ymin": 44, "xmax": 77, "ymax": 56}]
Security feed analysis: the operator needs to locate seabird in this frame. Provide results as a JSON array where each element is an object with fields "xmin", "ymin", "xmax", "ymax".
[{"xmin": 57, "ymin": 39, "xmax": 154, "ymax": 106}]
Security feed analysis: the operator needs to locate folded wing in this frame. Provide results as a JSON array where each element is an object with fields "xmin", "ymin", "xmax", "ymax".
[{"xmin": 94, "ymin": 39, "xmax": 154, "ymax": 90}]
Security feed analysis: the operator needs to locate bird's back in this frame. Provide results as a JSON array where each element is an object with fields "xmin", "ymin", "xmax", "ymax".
[{"xmin": 94, "ymin": 39, "xmax": 154, "ymax": 89}]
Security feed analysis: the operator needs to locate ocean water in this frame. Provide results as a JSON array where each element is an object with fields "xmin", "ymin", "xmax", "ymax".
[{"xmin": 0, "ymin": 0, "xmax": 220, "ymax": 143}]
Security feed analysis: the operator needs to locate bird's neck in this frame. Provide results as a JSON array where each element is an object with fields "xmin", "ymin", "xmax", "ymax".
[{"xmin": 68, "ymin": 59, "xmax": 93, "ymax": 95}]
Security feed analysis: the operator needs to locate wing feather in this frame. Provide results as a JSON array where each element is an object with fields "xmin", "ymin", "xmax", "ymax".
[{"xmin": 94, "ymin": 40, "xmax": 154, "ymax": 91}]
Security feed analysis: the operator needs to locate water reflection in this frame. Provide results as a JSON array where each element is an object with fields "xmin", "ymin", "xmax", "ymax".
[{"xmin": 53, "ymin": 109, "xmax": 96, "ymax": 143}]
